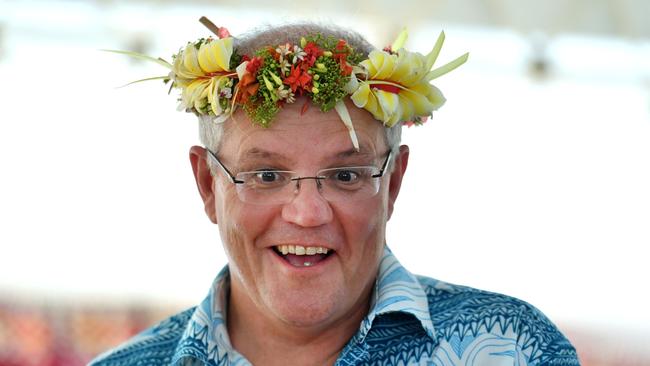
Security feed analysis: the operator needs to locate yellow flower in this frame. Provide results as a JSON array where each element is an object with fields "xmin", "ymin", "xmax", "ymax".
[
  {"xmin": 351, "ymin": 31, "xmax": 468, "ymax": 127},
  {"xmin": 171, "ymin": 37, "xmax": 235, "ymax": 117}
]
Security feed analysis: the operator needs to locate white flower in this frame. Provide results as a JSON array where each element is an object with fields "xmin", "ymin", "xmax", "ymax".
[
  {"xmin": 292, "ymin": 45, "xmax": 306, "ymax": 64},
  {"xmin": 350, "ymin": 31, "xmax": 468, "ymax": 126},
  {"xmin": 279, "ymin": 59, "xmax": 291, "ymax": 75},
  {"xmin": 275, "ymin": 43, "xmax": 292, "ymax": 64},
  {"xmin": 220, "ymin": 87, "xmax": 232, "ymax": 99},
  {"xmin": 275, "ymin": 85, "xmax": 295, "ymax": 103}
]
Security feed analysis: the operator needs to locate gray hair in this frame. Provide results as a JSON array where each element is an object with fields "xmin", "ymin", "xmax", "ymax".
[{"xmin": 198, "ymin": 23, "xmax": 402, "ymax": 168}]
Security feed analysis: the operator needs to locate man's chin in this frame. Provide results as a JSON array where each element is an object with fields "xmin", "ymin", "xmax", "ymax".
[
  {"xmin": 265, "ymin": 287, "xmax": 345, "ymax": 329},
  {"xmin": 276, "ymin": 307, "xmax": 340, "ymax": 329}
]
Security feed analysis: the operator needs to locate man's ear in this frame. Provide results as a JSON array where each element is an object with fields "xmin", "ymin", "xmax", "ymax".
[
  {"xmin": 189, "ymin": 146, "xmax": 218, "ymax": 224},
  {"xmin": 387, "ymin": 145, "xmax": 409, "ymax": 220}
]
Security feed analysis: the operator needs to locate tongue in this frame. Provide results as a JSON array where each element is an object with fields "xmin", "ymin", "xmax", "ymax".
[{"xmin": 284, "ymin": 254, "xmax": 327, "ymax": 267}]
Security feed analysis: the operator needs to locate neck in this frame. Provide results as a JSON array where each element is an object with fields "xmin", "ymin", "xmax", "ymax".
[{"xmin": 226, "ymin": 278, "xmax": 373, "ymax": 366}]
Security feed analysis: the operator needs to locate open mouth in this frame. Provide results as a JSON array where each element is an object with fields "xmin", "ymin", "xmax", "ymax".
[{"xmin": 273, "ymin": 245, "xmax": 334, "ymax": 267}]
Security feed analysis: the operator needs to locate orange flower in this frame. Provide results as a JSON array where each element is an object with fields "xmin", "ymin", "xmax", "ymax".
[
  {"xmin": 267, "ymin": 46, "xmax": 280, "ymax": 61},
  {"xmin": 236, "ymin": 73, "xmax": 259, "ymax": 104}
]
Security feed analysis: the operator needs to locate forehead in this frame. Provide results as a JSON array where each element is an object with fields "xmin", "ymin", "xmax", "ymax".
[{"xmin": 220, "ymin": 99, "xmax": 387, "ymax": 161}]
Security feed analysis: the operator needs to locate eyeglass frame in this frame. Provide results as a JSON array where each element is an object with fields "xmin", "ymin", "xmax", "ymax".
[{"xmin": 205, "ymin": 148, "xmax": 393, "ymax": 202}]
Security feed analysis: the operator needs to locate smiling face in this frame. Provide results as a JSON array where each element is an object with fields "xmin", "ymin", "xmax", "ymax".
[{"xmin": 191, "ymin": 99, "xmax": 408, "ymax": 330}]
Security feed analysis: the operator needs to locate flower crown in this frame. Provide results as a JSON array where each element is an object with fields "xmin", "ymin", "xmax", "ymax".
[{"xmin": 111, "ymin": 17, "xmax": 468, "ymax": 149}]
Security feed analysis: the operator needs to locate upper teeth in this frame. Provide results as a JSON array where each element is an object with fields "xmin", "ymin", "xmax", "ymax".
[{"xmin": 276, "ymin": 245, "xmax": 330, "ymax": 255}]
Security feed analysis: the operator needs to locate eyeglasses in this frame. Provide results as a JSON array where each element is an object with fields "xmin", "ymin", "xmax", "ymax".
[{"xmin": 207, "ymin": 149, "xmax": 392, "ymax": 205}]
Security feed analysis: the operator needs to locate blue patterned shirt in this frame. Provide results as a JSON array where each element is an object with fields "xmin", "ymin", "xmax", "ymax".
[{"xmin": 90, "ymin": 247, "xmax": 579, "ymax": 365}]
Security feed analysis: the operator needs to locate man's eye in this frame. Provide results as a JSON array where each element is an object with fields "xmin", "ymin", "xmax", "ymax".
[
  {"xmin": 255, "ymin": 171, "xmax": 282, "ymax": 183},
  {"xmin": 334, "ymin": 170, "xmax": 360, "ymax": 183}
]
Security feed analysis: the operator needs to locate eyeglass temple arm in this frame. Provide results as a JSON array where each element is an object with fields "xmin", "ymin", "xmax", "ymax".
[
  {"xmin": 372, "ymin": 150, "xmax": 393, "ymax": 178},
  {"xmin": 206, "ymin": 149, "xmax": 245, "ymax": 184}
]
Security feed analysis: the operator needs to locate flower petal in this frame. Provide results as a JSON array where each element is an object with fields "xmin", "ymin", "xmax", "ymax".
[
  {"xmin": 334, "ymin": 100, "xmax": 359, "ymax": 150},
  {"xmin": 424, "ymin": 31, "xmax": 445, "ymax": 72},
  {"xmin": 374, "ymin": 90, "xmax": 400, "ymax": 125},
  {"xmin": 397, "ymin": 94, "xmax": 415, "ymax": 122},
  {"xmin": 395, "ymin": 51, "xmax": 427, "ymax": 86},
  {"xmin": 365, "ymin": 51, "xmax": 385, "ymax": 76},
  {"xmin": 343, "ymin": 75, "xmax": 359, "ymax": 94},
  {"xmin": 390, "ymin": 28, "xmax": 408, "ymax": 52},
  {"xmin": 350, "ymin": 82, "xmax": 371, "ymax": 108},
  {"xmin": 399, "ymin": 85, "xmax": 444, "ymax": 116},
  {"xmin": 235, "ymin": 61, "xmax": 249, "ymax": 80},
  {"xmin": 198, "ymin": 38, "xmax": 233, "ymax": 73},
  {"xmin": 369, "ymin": 51, "xmax": 397, "ymax": 80},
  {"xmin": 209, "ymin": 77, "xmax": 225, "ymax": 116},
  {"xmin": 182, "ymin": 44, "xmax": 203, "ymax": 77},
  {"xmin": 182, "ymin": 79, "xmax": 209, "ymax": 110}
]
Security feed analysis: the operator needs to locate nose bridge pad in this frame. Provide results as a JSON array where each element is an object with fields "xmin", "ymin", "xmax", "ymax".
[
  {"xmin": 292, "ymin": 177, "xmax": 301, "ymax": 195},
  {"xmin": 291, "ymin": 176, "xmax": 325, "ymax": 199}
]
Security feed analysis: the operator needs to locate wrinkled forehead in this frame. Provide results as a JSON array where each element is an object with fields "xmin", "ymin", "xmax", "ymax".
[{"xmin": 220, "ymin": 100, "xmax": 388, "ymax": 161}]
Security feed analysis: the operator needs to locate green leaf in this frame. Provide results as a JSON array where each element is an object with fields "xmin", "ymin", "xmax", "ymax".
[
  {"xmin": 116, "ymin": 75, "xmax": 169, "ymax": 88},
  {"xmin": 425, "ymin": 52, "xmax": 469, "ymax": 81},
  {"xmin": 101, "ymin": 49, "xmax": 172, "ymax": 69}
]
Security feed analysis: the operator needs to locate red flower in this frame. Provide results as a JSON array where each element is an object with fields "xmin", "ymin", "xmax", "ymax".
[
  {"xmin": 304, "ymin": 42, "xmax": 323, "ymax": 57},
  {"xmin": 332, "ymin": 39, "xmax": 352, "ymax": 75},
  {"xmin": 335, "ymin": 39, "xmax": 347, "ymax": 52},
  {"xmin": 333, "ymin": 40, "xmax": 349, "ymax": 60},
  {"xmin": 246, "ymin": 57, "xmax": 263, "ymax": 75},
  {"xmin": 303, "ymin": 42, "xmax": 323, "ymax": 67},
  {"xmin": 340, "ymin": 60, "xmax": 353, "ymax": 76},
  {"xmin": 284, "ymin": 64, "xmax": 312, "ymax": 93},
  {"xmin": 241, "ymin": 54, "xmax": 251, "ymax": 62}
]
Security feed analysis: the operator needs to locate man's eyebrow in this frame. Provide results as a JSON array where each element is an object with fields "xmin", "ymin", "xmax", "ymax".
[
  {"xmin": 240, "ymin": 148, "xmax": 293, "ymax": 163},
  {"xmin": 336, "ymin": 148, "xmax": 375, "ymax": 159}
]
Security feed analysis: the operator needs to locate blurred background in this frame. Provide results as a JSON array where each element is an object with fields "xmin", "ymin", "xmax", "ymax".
[{"xmin": 0, "ymin": 0, "xmax": 648, "ymax": 364}]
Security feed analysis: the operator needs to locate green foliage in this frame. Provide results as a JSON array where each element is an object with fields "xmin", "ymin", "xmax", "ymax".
[
  {"xmin": 242, "ymin": 50, "xmax": 283, "ymax": 126},
  {"xmin": 244, "ymin": 94, "xmax": 279, "ymax": 127},
  {"xmin": 310, "ymin": 57, "xmax": 349, "ymax": 112},
  {"xmin": 236, "ymin": 34, "xmax": 365, "ymax": 123},
  {"xmin": 193, "ymin": 38, "xmax": 209, "ymax": 49},
  {"xmin": 229, "ymin": 50, "xmax": 243, "ymax": 70}
]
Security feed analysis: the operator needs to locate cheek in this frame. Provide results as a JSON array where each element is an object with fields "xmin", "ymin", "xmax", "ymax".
[
  {"xmin": 336, "ymin": 197, "xmax": 387, "ymax": 258},
  {"xmin": 216, "ymin": 193, "xmax": 278, "ymax": 275},
  {"xmin": 215, "ymin": 181, "xmax": 274, "ymax": 243}
]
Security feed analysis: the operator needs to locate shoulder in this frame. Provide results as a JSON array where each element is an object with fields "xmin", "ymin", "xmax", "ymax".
[
  {"xmin": 416, "ymin": 276, "xmax": 579, "ymax": 365},
  {"xmin": 88, "ymin": 307, "xmax": 196, "ymax": 366}
]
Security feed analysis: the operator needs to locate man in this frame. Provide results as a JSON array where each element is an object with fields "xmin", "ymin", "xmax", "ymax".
[{"xmin": 92, "ymin": 20, "xmax": 579, "ymax": 365}]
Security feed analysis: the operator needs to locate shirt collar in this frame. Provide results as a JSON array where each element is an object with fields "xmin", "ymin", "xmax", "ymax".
[
  {"xmin": 172, "ymin": 266, "xmax": 248, "ymax": 365},
  {"xmin": 357, "ymin": 246, "xmax": 436, "ymax": 343},
  {"xmin": 173, "ymin": 246, "xmax": 435, "ymax": 364}
]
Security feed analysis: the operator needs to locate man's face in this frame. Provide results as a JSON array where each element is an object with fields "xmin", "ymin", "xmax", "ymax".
[{"xmin": 192, "ymin": 99, "xmax": 408, "ymax": 328}]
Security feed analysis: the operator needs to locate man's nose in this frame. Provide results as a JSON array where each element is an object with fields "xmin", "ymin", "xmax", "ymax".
[{"xmin": 281, "ymin": 178, "xmax": 333, "ymax": 227}]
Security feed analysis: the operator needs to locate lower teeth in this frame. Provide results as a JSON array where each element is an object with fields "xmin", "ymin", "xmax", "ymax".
[{"xmin": 303, "ymin": 262, "xmax": 312, "ymax": 267}]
